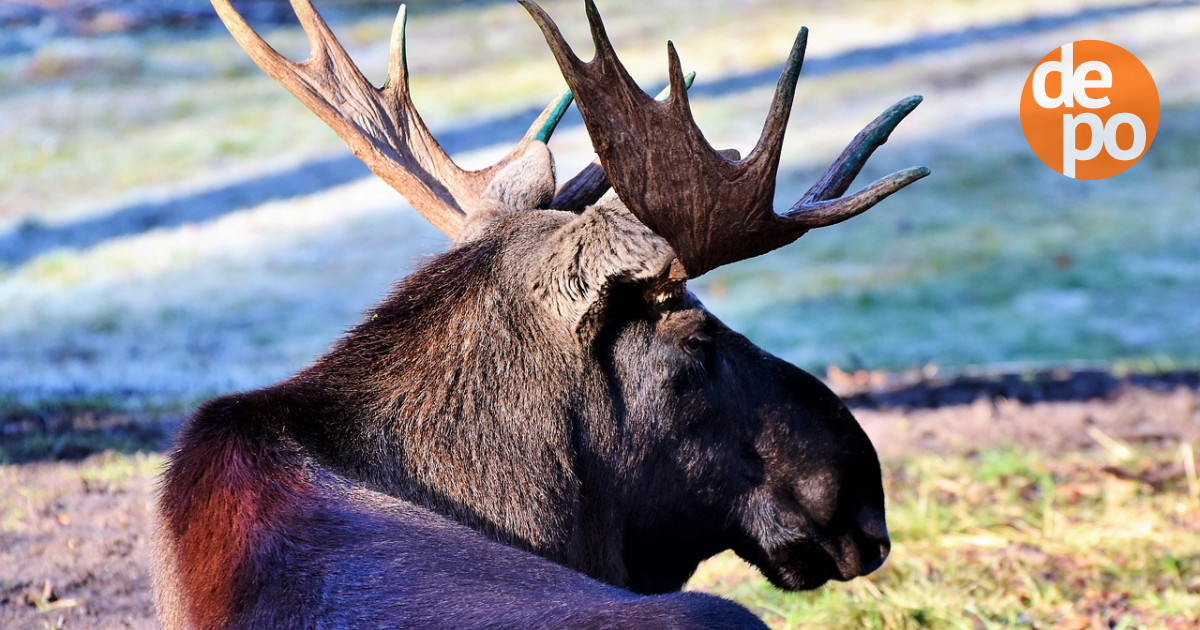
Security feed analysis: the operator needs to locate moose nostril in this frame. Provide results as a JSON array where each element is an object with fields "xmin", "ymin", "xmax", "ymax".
[
  {"xmin": 869, "ymin": 540, "xmax": 890, "ymax": 572},
  {"xmin": 855, "ymin": 516, "xmax": 890, "ymax": 575},
  {"xmin": 851, "ymin": 535, "xmax": 889, "ymax": 575},
  {"xmin": 870, "ymin": 526, "xmax": 891, "ymax": 554},
  {"xmin": 859, "ymin": 546, "xmax": 886, "ymax": 574}
]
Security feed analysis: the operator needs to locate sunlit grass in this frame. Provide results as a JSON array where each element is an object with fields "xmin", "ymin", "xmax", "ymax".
[
  {"xmin": 76, "ymin": 451, "xmax": 164, "ymax": 486},
  {"xmin": 2, "ymin": 0, "xmax": 1197, "ymax": 398},
  {"xmin": 696, "ymin": 106, "xmax": 1200, "ymax": 372},
  {"xmin": 690, "ymin": 444, "xmax": 1200, "ymax": 629}
]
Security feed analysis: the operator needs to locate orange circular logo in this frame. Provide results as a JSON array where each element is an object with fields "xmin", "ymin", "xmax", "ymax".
[{"xmin": 1020, "ymin": 40, "xmax": 1159, "ymax": 180}]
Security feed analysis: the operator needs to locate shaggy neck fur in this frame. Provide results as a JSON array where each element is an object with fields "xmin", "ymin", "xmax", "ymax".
[
  {"xmin": 289, "ymin": 235, "xmax": 579, "ymax": 550},
  {"xmin": 266, "ymin": 206, "xmax": 671, "ymax": 586}
]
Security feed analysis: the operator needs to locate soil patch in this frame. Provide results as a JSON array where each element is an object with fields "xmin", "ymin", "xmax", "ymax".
[
  {"xmin": 1, "ymin": 451, "xmax": 159, "ymax": 630},
  {"xmin": 839, "ymin": 369, "xmax": 1200, "ymax": 457}
]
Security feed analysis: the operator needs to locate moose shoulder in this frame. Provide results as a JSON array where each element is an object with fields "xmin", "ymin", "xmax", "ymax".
[{"xmin": 154, "ymin": 0, "xmax": 929, "ymax": 627}]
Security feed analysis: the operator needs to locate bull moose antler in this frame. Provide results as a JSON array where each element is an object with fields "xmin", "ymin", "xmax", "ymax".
[
  {"xmin": 214, "ymin": 0, "xmax": 926, "ymax": 274},
  {"xmin": 521, "ymin": 0, "xmax": 930, "ymax": 277},
  {"xmin": 210, "ymin": 0, "xmax": 592, "ymax": 237}
]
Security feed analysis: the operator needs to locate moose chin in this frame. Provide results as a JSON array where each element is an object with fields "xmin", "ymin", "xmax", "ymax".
[{"xmin": 153, "ymin": 1, "xmax": 928, "ymax": 628}]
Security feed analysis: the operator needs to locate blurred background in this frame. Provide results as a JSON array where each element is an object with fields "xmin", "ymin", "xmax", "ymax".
[
  {"xmin": 2, "ymin": 0, "xmax": 1196, "ymax": 406},
  {"xmin": 0, "ymin": 1, "xmax": 1197, "ymax": 628}
]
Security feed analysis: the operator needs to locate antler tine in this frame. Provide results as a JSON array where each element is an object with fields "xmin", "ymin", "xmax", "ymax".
[
  {"xmin": 584, "ymin": 0, "xmax": 621, "ymax": 69},
  {"xmin": 798, "ymin": 95, "xmax": 926, "ymax": 205},
  {"xmin": 211, "ymin": 0, "xmax": 575, "ymax": 238},
  {"xmin": 664, "ymin": 43, "xmax": 690, "ymax": 113},
  {"xmin": 523, "ymin": 0, "xmax": 660, "ymax": 116},
  {"xmin": 386, "ymin": 3, "xmax": 410, "ymax": 93},
  {"xmin": 290, "ymin": 0, "xmax": 346, "ymax": 67},
  {"xmin": 210, "ymin": 0, "xmax": 296, "ymax": 78},
  {"xmin": 783, "ymin": 96, "xmax": 929, "ymax": 228},
  {"xmin": 784, "ymin": 166, "xmax": 930, "ymax": 227},
  {"xmin": 744, "ymin": 28, "xmax": 807, "ymax": 174},
  {"xmin": 522, "ymin": 1, "xmax": 929, "ymax": 277},
  {"xmin": 381, "ymin": 5, "xmax": 574, "ymax": 164}
]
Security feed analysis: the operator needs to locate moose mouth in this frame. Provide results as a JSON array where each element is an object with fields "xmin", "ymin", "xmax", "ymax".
[{"xmin": 740, "ymin": 530, "xmax": 890, "ymax": 591}]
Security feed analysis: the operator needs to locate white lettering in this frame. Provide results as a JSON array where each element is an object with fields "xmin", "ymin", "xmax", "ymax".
[
  {"xmin": 1104, "ymin": 112, "xmax": 1146, "ymax": 160},
  {"xmin": 1074, "ymin": 60, "xmax": 1112, "ymax": 108},
  {"xmin": 1034, "ymin": 43, "xmax": 1074, "ymax": 108},
  {"xmin": 1063, "ymin": 113, "xmax": 1104, "ymax": 178}
]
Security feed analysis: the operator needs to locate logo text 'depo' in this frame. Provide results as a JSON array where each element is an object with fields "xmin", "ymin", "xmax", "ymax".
[{"xmin": 1021, "ymin": 40, "xmax": 1158, "ymax": 180}]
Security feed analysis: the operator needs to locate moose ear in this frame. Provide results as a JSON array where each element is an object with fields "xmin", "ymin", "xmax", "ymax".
[
  {"xmin": 459, "ymin": 142, "xmax": 558, "ymax": 242},
  {"xmin": 481, "ymin": 141, "xmax": 557, "ymax": 211},
  {"xmin": 538, "ymin": 195, "xmax": 675, "ymax": 341}
]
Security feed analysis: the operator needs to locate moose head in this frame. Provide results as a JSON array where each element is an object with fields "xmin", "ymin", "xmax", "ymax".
[{"xmin": 157, "ymin": 0, "xmax": 929, "ymax": 625}]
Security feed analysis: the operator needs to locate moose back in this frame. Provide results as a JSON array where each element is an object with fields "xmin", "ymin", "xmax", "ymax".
[{"xmin": 153, "ymin": 1, "xmax": 929, "ymax": 627}]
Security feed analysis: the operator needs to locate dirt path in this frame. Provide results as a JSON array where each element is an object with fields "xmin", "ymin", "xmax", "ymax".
[{"xmin": 1, "ymin": 371, "xmax": 1196, "ymax": 628}]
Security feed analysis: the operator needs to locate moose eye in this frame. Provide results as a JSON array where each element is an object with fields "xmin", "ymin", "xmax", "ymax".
[{"xmin": 681, "ymin": 333, "xmax": 714, "ymax": 362}]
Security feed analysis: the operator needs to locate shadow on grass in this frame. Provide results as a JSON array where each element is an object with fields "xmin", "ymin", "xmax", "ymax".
[
  {"xmin": 0, "ymin": 402, "xmax": 180, "ymax": 464},
  {"xmin": 3, "ymin": 370, "xmax": 1197, "ymax": 464},
  {"xmin": 843, "ymin": 369, "xmax": 1200, "ymax": 410},
  {"xmin": 0, "ymin": 0, "xmax": 514, "ymax": 55},
  {"xmin": 2, "ymin": 0, "xmax": 1195, "ymax": 267}
]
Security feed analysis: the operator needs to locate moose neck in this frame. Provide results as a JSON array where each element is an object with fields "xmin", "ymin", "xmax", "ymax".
[{"xmin": 278, "ymin": 230, "xmax": 632, "ymax": 581}]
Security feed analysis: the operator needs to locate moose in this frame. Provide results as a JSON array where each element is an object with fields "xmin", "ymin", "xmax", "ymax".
[{"xmin": 154, "ymin": 0, "xmax": 929, "ymax": 627}]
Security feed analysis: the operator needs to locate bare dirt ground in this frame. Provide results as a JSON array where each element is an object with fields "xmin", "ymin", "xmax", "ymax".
[
  {"xmin": 0, "ymin": 453, "xmax": 158, "ymax": 630},
  {"xmin": 1, "ymin": 370, "xmax": 1196, "ymax": 629}
]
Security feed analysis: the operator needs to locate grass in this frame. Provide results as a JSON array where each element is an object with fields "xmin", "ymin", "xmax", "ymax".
[
  {"xmin": 689, "ymin": 444, "xmax": 1200, "ymax": 629},
  {"xmin": 695, "ymin": 106, "xmax": 1200, "ymax": 372},
  {"xmin": 0, "ymin": 395, "xmax": 181, "ymax": 463},
  {"xmin": 1, "ymin": 0, "xmax": 1197, "ymax": 399},
  {"xmin": 75, "ymin": 450, "xmax": 163, "ymax": 488},
  {"xmin": 5, "ymin": 4, "xmax": 1196, "ymax": 615}
]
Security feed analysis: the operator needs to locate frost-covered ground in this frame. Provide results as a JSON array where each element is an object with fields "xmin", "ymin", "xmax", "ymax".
[{"xmin": 1, "ymin": 0, "xmax": 1198, "ymax": 406}]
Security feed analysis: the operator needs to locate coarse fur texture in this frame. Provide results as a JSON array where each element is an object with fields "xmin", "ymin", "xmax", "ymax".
[{"xmin": 155, "ymin": 146, "xmax": 889, "ymax": 627}]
